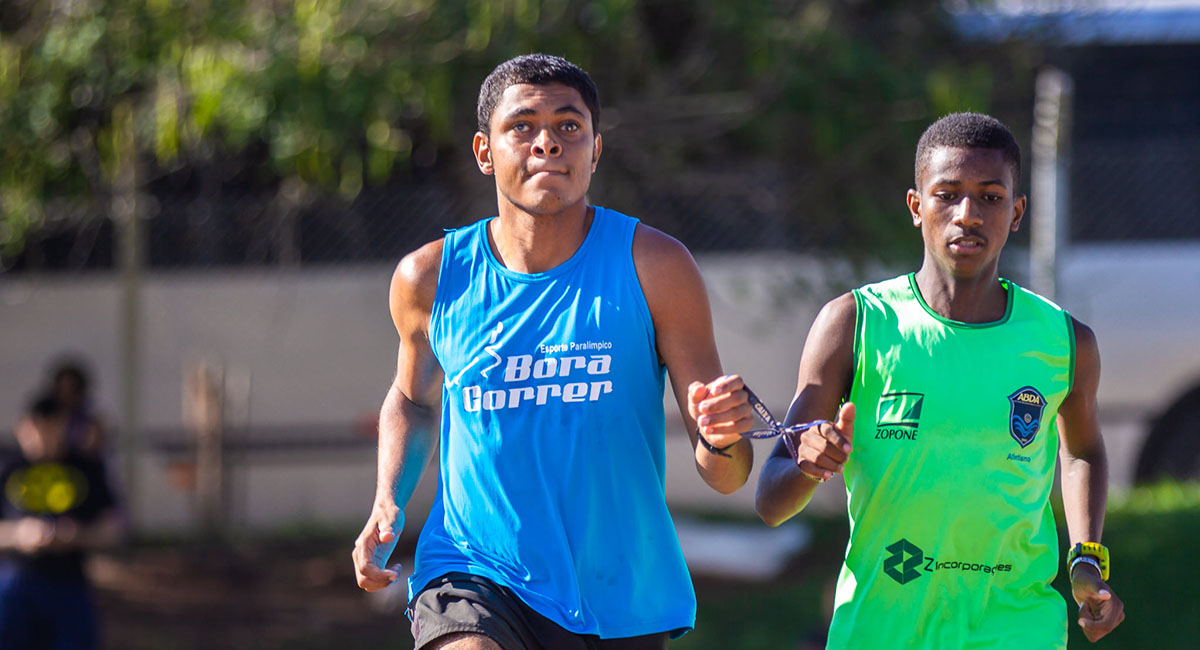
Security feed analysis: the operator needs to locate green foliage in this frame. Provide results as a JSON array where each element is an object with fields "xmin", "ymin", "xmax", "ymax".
[
  {"xmin": 1051, "ymin": 481, "xmax": 1200, "ymax": 648},
  {"xmin": 1108, "ymin": 479, "xmax": 1200, "ymax": 515},
  {"xmin": 0, "ymin": 0, "xmax": 1033, "ymax": 262},
  {"xmin": 678, "ymin": 485, "xmax": 1200, "ymax": 650},
  {"xmin": 674, "ymin": 517, "xmax": 846, "ymax": 650}
]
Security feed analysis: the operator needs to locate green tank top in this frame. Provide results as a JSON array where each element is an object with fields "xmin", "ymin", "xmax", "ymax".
[{"xmin": 827, "ymin": 273, "xmax": 1074, "ymax": 650}]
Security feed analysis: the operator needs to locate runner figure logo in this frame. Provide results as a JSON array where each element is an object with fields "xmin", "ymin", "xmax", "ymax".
[{"xmin": 1007, "ymin": 386, "xmax": 1047, "ymax": 448}]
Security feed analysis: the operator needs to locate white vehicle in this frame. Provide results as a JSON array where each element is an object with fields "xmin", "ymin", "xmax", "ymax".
[
  {"xmin": 953, "ymin": 3, "xmax": 1200, "ymax": 482},
  {"xmin": 1059, "ymin": 245, "xmax": 1200, "ymax": 483}
]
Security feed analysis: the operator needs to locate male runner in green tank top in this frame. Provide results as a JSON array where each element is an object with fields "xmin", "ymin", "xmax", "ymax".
[{"xmin": 755, "ymin": 112, "xmax": 1125, "ymax": 647}]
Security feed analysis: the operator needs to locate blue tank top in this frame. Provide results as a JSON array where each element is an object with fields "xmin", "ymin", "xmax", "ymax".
[{"xmin": 410, "ymin": 207, "xmax": 696, "ymax": 638}]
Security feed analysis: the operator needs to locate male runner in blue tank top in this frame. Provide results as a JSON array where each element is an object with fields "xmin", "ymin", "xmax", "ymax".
[{"xmin": 351, "ymin": 54, "xmax": 756, "ymax": 650}]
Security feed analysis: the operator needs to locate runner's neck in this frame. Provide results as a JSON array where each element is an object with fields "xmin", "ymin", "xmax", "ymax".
[{"xmin": 487, "ymin": 205, "xmax": 595, "ymax": 274}]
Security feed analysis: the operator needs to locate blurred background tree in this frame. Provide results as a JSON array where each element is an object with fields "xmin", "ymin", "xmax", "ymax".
[{"xmin": 0, "ymin": 0, "xmax": 1035, "ymax": 270}]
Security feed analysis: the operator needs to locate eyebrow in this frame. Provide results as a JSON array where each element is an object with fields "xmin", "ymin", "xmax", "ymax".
[
  {"xmin": 931, "ymin": 178, "xmax": 1008, "ymax": 188},
  {"xmin": 502, "ymin": 105, "xmax": 587, "ymax": 122}
]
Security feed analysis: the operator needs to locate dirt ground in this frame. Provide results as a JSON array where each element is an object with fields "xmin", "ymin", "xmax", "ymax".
[
  {"xmin": 87, "ymin": 524, "xmax": 840, "ymax": 650},
  {"xmin": 91, "ymin": 536, "xmax": 415, "ymax": 650}
]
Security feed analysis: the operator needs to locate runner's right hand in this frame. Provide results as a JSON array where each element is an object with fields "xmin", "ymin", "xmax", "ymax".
[
  {"xmin": 794, "ymin": 402, "xmax": 855, "ymax": 482},
  {"xmin": 353, "ymin": 502, "xmax": 404, "ymax": 591}
]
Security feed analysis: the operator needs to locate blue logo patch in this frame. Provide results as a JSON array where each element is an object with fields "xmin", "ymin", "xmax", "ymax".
[{"xmin": 1007, "ymin": 386, "xmax": 1047, "ymax": 448}]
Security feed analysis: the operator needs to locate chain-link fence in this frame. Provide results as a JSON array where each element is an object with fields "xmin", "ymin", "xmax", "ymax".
[
  {"xmin": 3, "ymin": 41, "xmax": 1197, "ymax": 304},
  {"xmin": 6, "ymin": 161, "xmax": 838, "ymax": 274},
  {"xmin": 1065, "ymin": 43, "xmax": 1200, "ymax": 242}
]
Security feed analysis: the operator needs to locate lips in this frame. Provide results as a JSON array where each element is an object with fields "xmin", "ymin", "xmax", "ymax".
[
  {"xmin": 948, "ymin": 238, "xmax": 987, "ymax": 255},
  {"xmin": 527, "ymin": 169, "xmax": 567, "ymax": 177}
]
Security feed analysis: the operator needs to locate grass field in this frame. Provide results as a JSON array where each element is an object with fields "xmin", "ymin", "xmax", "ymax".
[
  {"xmin": 1053, "ymin": 481, "xmax": 1200, "ymax": 649},
  {"xmin": 93, "ymin": 482, "xmax": 1199, "ymax": 650},
  {"xmin": 680, "ymin": 481, "xmax": 1200, "ymax": 650}
]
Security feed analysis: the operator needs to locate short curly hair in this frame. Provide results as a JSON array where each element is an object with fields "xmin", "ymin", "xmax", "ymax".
[
  {"xmin": 915, "ymin": 112, "xmax": 1021, "ymax": 191},
  {"xmin": 476, "ymin": 54, "xmax": 600, "ymax": 134}
]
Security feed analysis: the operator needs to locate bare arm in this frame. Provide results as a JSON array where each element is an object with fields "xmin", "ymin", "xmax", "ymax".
[
  {"xmin": 756, "ymin": 292, "xmax": 857, "ymax": 526},
  {"xmin": 352, "ymin": 239, "xmax": 444, "ymax": 592},
  {"xmin": 60, "ymin": 510, "xmax": 125, "ymax": 551},
  {"xmin": 0, "ymin": 509, "xmax": 124, "ymax": 554},
  {"xmin": 0, "ymin": 518, "xmax": 51, "ymax": 553},
  {"xmin": 1058, "ymin": 317, "xmax": 1124, "ymax": 641},
  {"xmin": 1059, "ymin": 319, "xmax": 1107, "ymax": 544},
  {"xmin": 632, "ymin": 224, "xmax": 753, "ymax": 494}
]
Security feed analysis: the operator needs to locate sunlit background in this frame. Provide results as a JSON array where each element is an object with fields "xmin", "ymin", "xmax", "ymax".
[{"xmin": 1, "ymin": 0, "xmax": 1198, "ymax": 648}]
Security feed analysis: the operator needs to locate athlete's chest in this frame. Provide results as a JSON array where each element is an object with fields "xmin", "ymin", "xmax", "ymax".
[
  {"xmin": 853, "ymin": 326, "xmax": 1070, "ymax": 477},
  {"xmin": 435, "ymin": 270, "xmax": 656, "ymax": 417}
]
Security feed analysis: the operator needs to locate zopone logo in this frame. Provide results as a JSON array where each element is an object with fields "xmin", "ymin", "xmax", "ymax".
[
  {"xmin": 883, "ymin": 538, "xmax": 925, "ymax": 584},
  {"xmin": 875, "ymin": 392, "xmax": 924, "ymax": 441}
]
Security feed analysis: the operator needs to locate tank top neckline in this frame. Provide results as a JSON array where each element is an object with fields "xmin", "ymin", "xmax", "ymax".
[
  {"xmin": 479, "ymin": 207, "xmax": 605, "ymax": 283},
  {"xmin": 906, "ymin": 272, "xmax": 1014, "ymax": 329}
]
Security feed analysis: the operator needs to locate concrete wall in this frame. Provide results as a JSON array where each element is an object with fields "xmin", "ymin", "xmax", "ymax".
[
  {"xmin": 4, "ymin": 245, "xmax": 1196, "ymax": 533},
  {"xmin": 0, "ymin": 255, "xmax": 851, "ymax": 532},
  {"xmin": 1, "ymin": 267, "xmax": 398, "ymax": 432}
]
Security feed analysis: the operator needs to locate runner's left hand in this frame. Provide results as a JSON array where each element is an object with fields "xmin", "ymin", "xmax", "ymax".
[{"xmin": 1071, "ymin": 564, "xmax": 1125, "ymax": 642}]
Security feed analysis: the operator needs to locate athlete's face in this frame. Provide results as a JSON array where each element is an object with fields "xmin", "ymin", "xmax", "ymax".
[
  {"xmin": 473, "ymin": 83, "xmax": 601, "ymax": 217},
  {"xmin": 908, "ymin": 146, "xmax": 1026, "ymax": 280}
]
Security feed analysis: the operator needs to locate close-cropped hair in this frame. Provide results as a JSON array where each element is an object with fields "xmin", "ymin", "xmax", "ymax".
[
  {"xmin": 915, "ymin": 112, "xmax": 1022, "ymax": 190},
  {"xmin": 476, "ymin": 53, "xmax": 601, "ymax": 134}
]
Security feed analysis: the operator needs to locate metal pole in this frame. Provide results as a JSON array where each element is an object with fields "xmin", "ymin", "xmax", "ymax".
[
  {"xmin": 185, "ymin": 358, "xmax": 226, "ymax": 537},
  {"xmin": 1030, "ymin": 66, "xmax": 1073, "ymax": 300},
  {"xmin": 114, "ymin": 101, "xmax": 142, "ymax": 528}
]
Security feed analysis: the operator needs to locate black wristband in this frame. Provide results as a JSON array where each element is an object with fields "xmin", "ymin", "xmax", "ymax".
[{"xmin": 696, "ymin": 429, "xmax": 735, "ymax": 458}]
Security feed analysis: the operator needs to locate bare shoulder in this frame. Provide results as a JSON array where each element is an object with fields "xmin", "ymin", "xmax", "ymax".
[
  {"xmin": 631, "ymin": 222, "xmax": 695, "ymax": 277},
  {"xmin": 815, "ymin": 291, "xmax": 857, "ymax": 333},
  {"xmin": 630, "ymin": 223, "xmax": 705, "ymax": 314},
  {"xmin": 1069, "ymin": 315, "xmax": 1101, "ymax": 391},
  {"xmin": 390, "ymin": 238, "xmax": 444, "ymax": 329},
  {"xmin": 797, "ymin": 291, "xmax": 857, "ymax": 381},
  {"xmin": 1071, "ymin": 315, "xmax": 1098, "ymax": 353}
]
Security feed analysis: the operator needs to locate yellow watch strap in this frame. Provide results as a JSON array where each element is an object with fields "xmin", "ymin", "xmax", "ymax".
[{"xmin": 1067, "ymin": 542, "xmax": 1110, "ymax": 581}]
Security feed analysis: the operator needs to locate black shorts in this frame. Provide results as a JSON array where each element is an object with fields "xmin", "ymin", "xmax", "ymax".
[{"xmin": 409, "ymin": 572, "xmax": 670, "ymax": 650}]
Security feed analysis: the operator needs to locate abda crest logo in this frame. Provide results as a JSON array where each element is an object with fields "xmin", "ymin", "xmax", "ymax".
[
  {"xmin": 1007, "ymin": 386, "xmax": 1047, "ymax": 448},
  {"xmin": 883, "ymin": 538, "xmax": 925, "ymax": 585}
]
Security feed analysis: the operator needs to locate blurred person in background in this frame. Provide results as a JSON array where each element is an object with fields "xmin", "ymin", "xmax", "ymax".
[
  {"xmin": 755, "ymin": 113, "xmax": 1124, "ymax": 647},
  {"xmin": 0, "ymin": 393, "xmax": 126, "ymax": 650},
  {"xmin": 352, "ymin": 53, "xmax": 756, "ymax": 650},
  {"xmin": 48, "ymin": 357, "xmax": 107, "ymax": 458}
]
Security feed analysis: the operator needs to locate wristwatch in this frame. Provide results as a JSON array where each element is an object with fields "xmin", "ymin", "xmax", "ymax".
[{"xmin": 1067, "ymin": 542, "xmax": 1110, "ymax": 581}]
